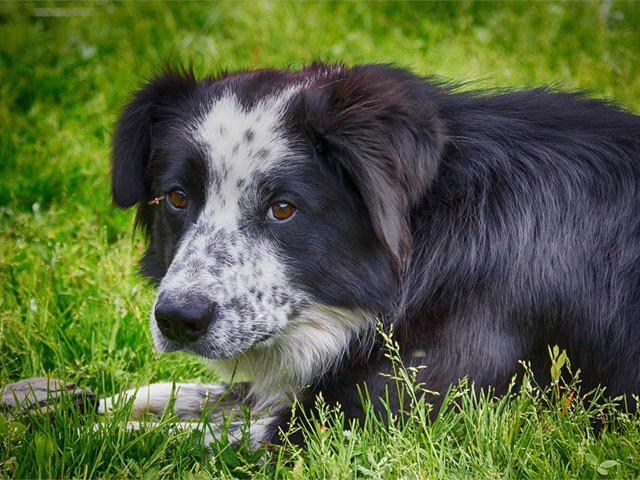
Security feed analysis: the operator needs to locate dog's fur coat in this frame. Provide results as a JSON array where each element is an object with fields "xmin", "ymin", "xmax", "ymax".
[{"xmin": 106, "ymin": 63, "xmax": 640, "ymax": 445}]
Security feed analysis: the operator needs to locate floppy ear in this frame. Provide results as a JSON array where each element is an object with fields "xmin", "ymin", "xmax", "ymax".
[
  {"xmin": 303, "ymin": 64, "xmax": 446, "ymax": 271},
  {"xmin": 111, "ymin": 67, "xmax": 198, "ymax": 208}
]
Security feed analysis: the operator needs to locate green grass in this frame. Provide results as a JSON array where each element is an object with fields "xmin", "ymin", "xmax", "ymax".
[{"xmin": 1, "ymin": 1, "xmax": 639, "ymax": 477}]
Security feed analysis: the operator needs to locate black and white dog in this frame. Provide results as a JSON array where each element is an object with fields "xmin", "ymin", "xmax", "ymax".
[{"xmin": 106, "ymin": 63, "xmax": 640, "ymax": 445}]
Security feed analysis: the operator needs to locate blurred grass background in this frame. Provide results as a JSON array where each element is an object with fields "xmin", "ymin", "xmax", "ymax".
[{"xmin": 1, "ymin": 1, "xmax": 639, "ymax": 477}]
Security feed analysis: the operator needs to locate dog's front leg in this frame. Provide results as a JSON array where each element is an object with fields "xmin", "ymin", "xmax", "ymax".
[
  {"xmin": 98, "ymin": 382, "xmax": 249, "ymax": 420},
  {"xmin": 98, "ymin": 382, "xmax": 279, "ymax": 447}
]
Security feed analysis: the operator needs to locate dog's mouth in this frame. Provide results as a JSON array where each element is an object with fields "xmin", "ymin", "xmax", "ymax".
[{"xmin": 152, "ymin": 313, "xmax": 277, "ymax": 361}]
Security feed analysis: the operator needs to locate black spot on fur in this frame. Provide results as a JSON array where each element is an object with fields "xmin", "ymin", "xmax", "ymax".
[
  {"xmin": 243, "ymin": 129, "xmax": 255, "ymax": 143},
  {"xmin": 256, "ymin": 148, "xmax": 270, "ymax": 159}
]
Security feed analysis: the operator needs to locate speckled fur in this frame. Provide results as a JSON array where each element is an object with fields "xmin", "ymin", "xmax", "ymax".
[{"xmin": 152, "ymin": 90, "xmax": 307, "ymax": 360}]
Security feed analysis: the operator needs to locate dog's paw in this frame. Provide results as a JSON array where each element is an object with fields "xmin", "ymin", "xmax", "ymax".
[{"xmin": 1, "ymin": 377, "xmax": 97, "ymax": 419}]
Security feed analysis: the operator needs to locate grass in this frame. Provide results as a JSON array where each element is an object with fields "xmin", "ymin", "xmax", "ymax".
[{"xmin": 1, "ymin": 0, "xmax": 639, "ymax": 477}]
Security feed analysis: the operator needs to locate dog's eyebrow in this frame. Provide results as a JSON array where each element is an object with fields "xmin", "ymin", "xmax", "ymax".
[{"xmin": 148, "ymin": 196, "xmax": 165, "ymax": 206}]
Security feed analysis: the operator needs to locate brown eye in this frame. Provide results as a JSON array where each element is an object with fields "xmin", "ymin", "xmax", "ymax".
[
  {"xmin": 168, "ymin": 190, "xmax": 189, "ymax": 209},
  {"xmin": 267, "ymin": 202, "xmax": 296, "ymax": 222}
]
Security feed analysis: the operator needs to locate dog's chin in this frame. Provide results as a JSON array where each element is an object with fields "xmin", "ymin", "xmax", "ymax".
[{"xmin": 152, "ymin": 332, "xmax": 272, "ymax": 361}]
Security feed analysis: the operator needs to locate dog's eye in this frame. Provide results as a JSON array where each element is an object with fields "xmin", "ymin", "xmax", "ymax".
[
  {"xmin": 167, "ymin": 190, "xmax": 189, "ymax": 209},
  {"xmin": 266, "ymin": 202, "xmax": 296, "ymax": 222}
]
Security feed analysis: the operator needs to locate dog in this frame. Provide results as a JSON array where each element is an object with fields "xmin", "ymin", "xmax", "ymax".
[{"xmin": 106, "ymin": 63, "xmax": 640, "ymax": 446}]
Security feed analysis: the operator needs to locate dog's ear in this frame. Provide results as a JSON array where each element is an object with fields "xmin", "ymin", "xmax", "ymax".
[
  {"xmin": 111, "ymin": 67, "xmax": 198, "ymax": 207},
  {"xmin": 303, "ymin": 64, "xmax": 446, "ymax": 271}
]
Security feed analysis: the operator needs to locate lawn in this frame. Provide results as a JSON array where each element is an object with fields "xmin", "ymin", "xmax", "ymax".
[{"xmin": 1, "ymin": 1, "xmax": 640, "ymax": 477}]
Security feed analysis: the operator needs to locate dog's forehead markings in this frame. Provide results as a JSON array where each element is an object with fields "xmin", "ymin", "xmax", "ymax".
[
  {"xmin": 156, "ymin": 87, "xmax": 307, "ymax": 344},
  {"xmin": 194, "ymin": 88, "xmax": 298, "ymax": 229}
]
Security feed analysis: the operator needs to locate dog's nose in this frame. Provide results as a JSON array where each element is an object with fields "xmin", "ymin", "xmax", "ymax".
[{"xmin": 154, "ymin": 296, "xmax": 215, "ymax": 343}]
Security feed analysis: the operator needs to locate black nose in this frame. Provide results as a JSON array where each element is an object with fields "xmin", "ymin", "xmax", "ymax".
[{"xmin": 154, "ymin": 296, "xmax": 215, "ymax": 343}]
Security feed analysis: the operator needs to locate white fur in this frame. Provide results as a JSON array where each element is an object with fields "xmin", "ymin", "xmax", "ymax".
[
  {"xmin": 98, "ymin": 383, "xmax": 228, "ymax": 419},
  {"xmin": 214, "ymin": 305, "xmax": 376, "ymax": 403},
  {"xmin": 98, "ymin": 383, "xmax": 277, "ymax": 448}
]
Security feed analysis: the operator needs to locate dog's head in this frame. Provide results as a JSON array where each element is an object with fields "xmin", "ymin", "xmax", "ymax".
[{"xmin": 111, "ymin": 64, "xmax": 444, "ymax": 381}]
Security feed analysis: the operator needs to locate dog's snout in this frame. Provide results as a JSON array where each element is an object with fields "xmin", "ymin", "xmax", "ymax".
[{"xmin": 154, "ymin": 296, "xmax": 215, "ymax": 343}]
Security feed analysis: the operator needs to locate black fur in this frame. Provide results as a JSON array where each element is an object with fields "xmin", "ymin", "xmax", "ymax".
[{"xmin": 112, "ymin": 63, "xmax": 640, "ymax": 442}]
